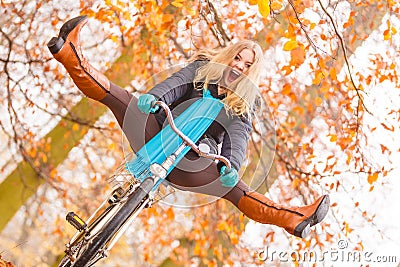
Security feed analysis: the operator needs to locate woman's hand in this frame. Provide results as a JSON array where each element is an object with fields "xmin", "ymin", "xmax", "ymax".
[
  {"xmin": 219, "ymin": 166, "xmax": 239, "ymax": 187},
  {"xmin": 137, "ymin": 94, "xmax": 159, "ymax": 114}
]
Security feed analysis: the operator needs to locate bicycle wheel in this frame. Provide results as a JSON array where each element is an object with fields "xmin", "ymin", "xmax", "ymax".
[
  {"xmin": 72, "ymin": 177, "xmax": 154, "ymax": 267},
  {"xmin": 58, "ymin": 256, "xmax": 72, "ymax": 267}
]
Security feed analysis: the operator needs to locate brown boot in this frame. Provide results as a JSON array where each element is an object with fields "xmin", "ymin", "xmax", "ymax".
[
  {"xmin": 47, "ymin": 15, "xmax": 109, "ymax": 100},
  {"xmin": 238, "ymin": 192, "xmax": 329, "ymax": 238}
]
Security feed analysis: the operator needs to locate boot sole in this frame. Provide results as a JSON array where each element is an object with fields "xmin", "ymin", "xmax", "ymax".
[
  {"xmin": 293, "ymin": 195, "xmax": 330, "ymax": 238},
  {"xmin": 47, "ymin": 15, "xmax": 88, "ymax": 54},
  {"xmin": 310, "ymin": 194, "xmax": 330, "ymax": 227}
]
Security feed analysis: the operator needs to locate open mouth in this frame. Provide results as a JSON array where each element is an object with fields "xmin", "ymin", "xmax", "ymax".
[{"xmin": 227, "ymin": 69, "xmax": 241, "ymax": 84}]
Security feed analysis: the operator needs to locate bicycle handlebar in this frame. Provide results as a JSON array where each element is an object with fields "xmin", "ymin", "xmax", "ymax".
[{"xmin": 153, "ymin": 101, "xmax": 232, "ymax": 171}]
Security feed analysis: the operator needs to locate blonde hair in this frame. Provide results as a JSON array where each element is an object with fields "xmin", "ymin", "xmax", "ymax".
[{"xmin": 190, "ymin": 40, "xmax": 264, "ymax": 117}]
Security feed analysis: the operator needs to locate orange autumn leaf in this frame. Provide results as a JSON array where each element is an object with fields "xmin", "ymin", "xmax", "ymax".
[
  {"xmin": 313, "ymin": 70, "xmax": 326, "ymax": 85},
  {"xmin": 330, "ymin": 67, "xmax": 337, "ymax": 80},
  {"xmin": 369, "ymin": 185, "xmax": 375, "ymax": 192},
  {"xmin": 281, "ymin": 83, "xmax": 291, "ymax": 95},
  {"xmin": 315, "ymin": 96, "xmax": 323, "ymax": 106},
  {"xmin": 166, "ymin": 207, "xmax": 175, "ymax": 220},
  {"xmin": 383, "ymin": 29, "xmax": 391, "ymax": 40},
  {"xmin": 367, "ymin": 173, "xmax": 378, "ymax": 184},
  {"xmin": 380, "ymin": 144, "xmax": 389, "ymax": 154},
  {"xmin": 381, "ymin": 122, "xmax": 394, "ymax": 131},
  {"xmin": 290, "ymin": 46, "xmax": 306, "ymax": 66},
  {"xmin": 271, "ymin": 1, "xmax": 283, "ymax": 10},
  {"xmin": 320, "ymin": 33, "xmax": 327, "ymax": 40},
  {"xmin": 282, "ymin": 65, "xmax": 293, "ymax": 75},
  {"xmin": 72, "ymin": 123, "xmax": 79, "ymax": 131},
  {"xmin": 230, "ymin": 234, "xmax": 239, "ymax": 244}
]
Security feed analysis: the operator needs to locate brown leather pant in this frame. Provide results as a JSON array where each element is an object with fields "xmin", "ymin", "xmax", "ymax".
[{"xmin": 100, "ymin": 83, "xmax": 251, "ymax": 206}]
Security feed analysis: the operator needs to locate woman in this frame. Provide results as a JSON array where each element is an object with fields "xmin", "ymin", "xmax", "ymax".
[{"xmin": 48, "ymin": 15, "xmax": 329, "ymax": 238}]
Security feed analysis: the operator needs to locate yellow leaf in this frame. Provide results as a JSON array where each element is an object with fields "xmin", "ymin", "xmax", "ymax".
[
  {"xmin": 111, "ymin": 35, "xmax": 119, "ymax": 42},
  {"xmin": 193, "ymin": 243, "xmax": 200, "ymax": 255},
  {"xmin": 367, "ymin": 173, "xmax": 378, "ymax": 184},
  {"xmin": 217, "ymin": 221, "xmax": 227, "ymax": 231},
  {"xmin": 171, "ymin": 0, "xmax": 183, "ymax": 7},
  {"xmin": 257, "ymin": 0, "xmax": 270, "ymax": 17},
  {"xmin": 345, "ymin": 222, "xmax": 349, "ymax": 236},
  {"xmin": 186, "ymin": 7, "xmax": 196, "ymax": 16},
  {"xmin": 329, "ymin": 134, "xmax": 337, "ymax": 142},
  {"xmin": 283, "ymin": 40, "xmax": 298, "ymax": 51},
  {"xmin": 109, "ymin": 142, "xmax": 116, "ymax": 150}
]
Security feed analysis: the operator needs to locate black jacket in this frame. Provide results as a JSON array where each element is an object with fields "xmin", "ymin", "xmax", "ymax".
[{"xmin": 148, "ymin": 60, "xmax": 252, "ymax": 171}]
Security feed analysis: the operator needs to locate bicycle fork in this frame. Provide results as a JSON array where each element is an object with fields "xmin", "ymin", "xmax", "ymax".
[{"xmin": 64, "ymin": 179, "xmax": 154, "ymax": 263}]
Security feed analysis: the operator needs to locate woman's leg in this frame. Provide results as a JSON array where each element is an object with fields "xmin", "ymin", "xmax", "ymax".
[
  {"xmin": 47, "ymin": 16, "xmax": 160, "ymax": 151},
  {"xmin": 168, "ymin": 156, "xmax": 329, "ymax": 238},
  {"xmin": 101, "ymin": 84, "xmax": 161, "ymax": 151},
  {"xmin": 48, "ymin": 16, "xmax": 109, "ymax": 100}
]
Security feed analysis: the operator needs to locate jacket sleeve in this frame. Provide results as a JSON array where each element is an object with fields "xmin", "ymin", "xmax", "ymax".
[
  {"xmin": 148, "ymin": 60, "xmax": 204, "ymax": 104},
  {"xmin": 218, "ymin": 116, "xmax": 252, "ymax": 172}
]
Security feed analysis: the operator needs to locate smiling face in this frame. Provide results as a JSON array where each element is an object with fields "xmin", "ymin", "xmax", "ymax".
[{"xmin": 223, "ymin": 48, "xmax": 255, "ymax": 86}]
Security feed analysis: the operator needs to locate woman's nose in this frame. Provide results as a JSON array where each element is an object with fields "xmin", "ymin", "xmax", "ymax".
[{"xmin": 236, "ymin": 61, "xmax": 245, "ymax": 71}]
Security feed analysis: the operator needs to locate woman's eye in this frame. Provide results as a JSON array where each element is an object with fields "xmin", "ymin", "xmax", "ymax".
[{"xmin": 246, "ymin": 64, "xmax": 252, "ymax": 68}]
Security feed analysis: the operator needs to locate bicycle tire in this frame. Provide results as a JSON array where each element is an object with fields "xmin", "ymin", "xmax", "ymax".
[
  {"xmin": 58, "ymin": 256, "xmax": 72, "ymax": 267},
  {"xmin": 72, "ymin": 177, "xmax": 154, "ymax": 267}
]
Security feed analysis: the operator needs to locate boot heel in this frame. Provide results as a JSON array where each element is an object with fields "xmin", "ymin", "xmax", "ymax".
[
  {"xmin": 294, "ymin": 220, "xmax": 311, "ymax": 238},
  {"xmin": 47, "ymin": 37, "xmax": 65, "ymax": 54}
]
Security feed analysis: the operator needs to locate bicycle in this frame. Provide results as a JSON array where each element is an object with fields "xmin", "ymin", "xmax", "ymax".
[{"xmin": 58, "ymin": 100, "xmax": 231, "ymax": 267}]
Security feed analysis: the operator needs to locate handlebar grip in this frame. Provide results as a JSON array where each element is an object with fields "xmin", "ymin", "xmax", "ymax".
[{"xmin": 149, "ymin": 101, "xmax": 160, "ymax": 113}]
